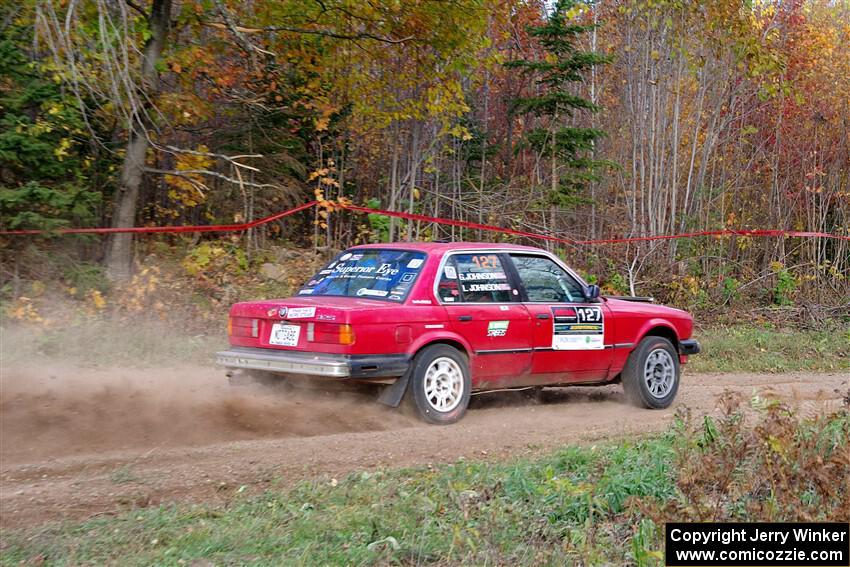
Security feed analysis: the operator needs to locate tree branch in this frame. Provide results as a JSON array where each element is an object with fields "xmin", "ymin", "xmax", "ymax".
[
  {"xmin": 160, "ymin": 144, "xmax": 263, "ymax": 172},
  {"xmin": 210, "ymin": 0, "xmax": 276, "ymax": 59},
  {"xmin": 204, "ymin": 21, "xmax": 413, "ymax": 44},
  {"xmin": 124, "ymin": 0, "xmax": 148, "ymax": 18},
  {"xmin": 144, "ymin": 167, "xmax": 281, "ymax": 190}
]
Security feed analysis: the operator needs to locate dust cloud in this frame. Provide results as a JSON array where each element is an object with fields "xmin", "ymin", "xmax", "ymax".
[{"xmin": 0, "ymin": 361, "xmax": 417, "ymax": 465}]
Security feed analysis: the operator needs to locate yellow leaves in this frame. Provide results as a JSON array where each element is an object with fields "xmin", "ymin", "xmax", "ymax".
[
  {"xmin": 116, "ymin": 266, "xmax": 163, "ymax": 315},
  {"xmin": 88, "ymin": 289, "xmax": 106, "ymax": 311},
  {"xmin": 54, "ymin": 138, "xmax": 72, "ymax": 161},
  {"xmin": 563, "ymin": 3, "xmax": 587, "ymax": 20},
  {"xmin": 5, "ymin": 297, "xmax": 49, "ymax": 326},
  {"xmin": 446, "ymin": 124, "xmax": 473, "ymax": 141},
  {"xmin": 165, "ymin": 145, "xmax": 212, "ymax": 209}
]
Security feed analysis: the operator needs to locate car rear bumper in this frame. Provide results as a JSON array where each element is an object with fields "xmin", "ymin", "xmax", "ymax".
[
  {"xmin": 216, "ymin": 347, "xmax": 410, "ymax": 379},
  {"xmin": 679, "ymin": 339, "xmax": 701, "ymax": 355}
]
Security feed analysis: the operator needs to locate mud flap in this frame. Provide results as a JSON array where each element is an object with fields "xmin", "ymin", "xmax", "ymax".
[{"xmin": 376, "ymin": 368, "xmax": 412, "ymax": 408}]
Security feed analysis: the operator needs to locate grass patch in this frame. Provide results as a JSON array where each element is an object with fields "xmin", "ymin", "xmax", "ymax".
[
  {"xmin": 0, "ymin": 438, "xmax": 677, "ymax": 566},
  {"xmin": 3, "ymin": 403, "xmax": 847, "ymax": 566},
  {"xmin": 689, "ymin": 325, "xmax": 850, "ymax": 373}
]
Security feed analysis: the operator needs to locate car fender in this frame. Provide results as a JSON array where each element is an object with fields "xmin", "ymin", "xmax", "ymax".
[
  {"xmin": 377, "ymin": 329, "xmax": 473, "ymax": 409},
  {"xmin": 634, "ymin": 318, "xmax": 681, "ymax": 346},
  {"xmin": 409, "ymin": 329, "xmax": 474, "ymax": 359}
]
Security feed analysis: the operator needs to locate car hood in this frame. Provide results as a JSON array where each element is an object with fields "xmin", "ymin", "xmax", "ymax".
[{"xmin": 604, "ymin": 297, "xmax": 692, "ymax": 320}]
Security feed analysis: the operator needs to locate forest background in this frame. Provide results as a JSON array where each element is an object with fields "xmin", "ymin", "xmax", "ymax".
[{"xmin": 1, "ymin": 0, "xmax": 848, "ymax": 326}]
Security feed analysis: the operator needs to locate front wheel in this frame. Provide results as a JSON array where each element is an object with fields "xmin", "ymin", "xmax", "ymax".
[
  {"xmin": 407, "ymin": 345, "xmax": 471, "ymax": 425},
  {"xmin": 621, "ymin": 336, "xmax": 680, "ymax": 409}
]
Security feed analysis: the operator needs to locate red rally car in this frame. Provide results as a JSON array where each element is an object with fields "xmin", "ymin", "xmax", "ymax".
[{"xmin": 217, "ymin": 242, "xmax": 700, "ymax": 424}]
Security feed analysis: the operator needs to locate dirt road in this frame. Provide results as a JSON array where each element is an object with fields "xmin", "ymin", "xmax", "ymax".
[{"xmin": 1, "ymin": 364, "xmax": 846, "ymax": 528}]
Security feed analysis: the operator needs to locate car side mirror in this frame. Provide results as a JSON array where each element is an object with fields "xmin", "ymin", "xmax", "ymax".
[{"xmin": 585, "ymin": 284, "xmax": 601, "ymax": 301}]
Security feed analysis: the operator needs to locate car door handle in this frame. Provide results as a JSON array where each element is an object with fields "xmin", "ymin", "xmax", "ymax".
[
  {"xmin": 536, "ymin": 313, "xmax": 551, "ymax": 319},
  {"xmin": 457, "ymin": 315, "xmax": 473, "ymax": 321}
]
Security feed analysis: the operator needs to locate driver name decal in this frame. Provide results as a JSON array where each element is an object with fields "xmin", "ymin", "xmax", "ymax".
[{"xmin": 551, "ymin": 305, "xmax": 604, "ymax": 350}]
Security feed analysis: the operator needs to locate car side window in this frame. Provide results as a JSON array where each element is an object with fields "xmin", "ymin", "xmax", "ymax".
[
  {"xmin": 510, "ymin": 254, "xmax": 588, "ymax": 303},
  {"xmin": 437, "ymin": 253, "xmax": 514, "ymax": 303}
]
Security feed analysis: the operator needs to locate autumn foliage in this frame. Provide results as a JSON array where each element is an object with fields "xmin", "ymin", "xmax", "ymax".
[{"xmin": 0, "ymin": 0, "xmax": 848, "ymax": 309}]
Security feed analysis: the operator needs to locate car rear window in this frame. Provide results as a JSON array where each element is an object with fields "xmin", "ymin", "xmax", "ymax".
[{"xmin": 298, "ymin": 249, "xmax": 426, "ymax": 302}]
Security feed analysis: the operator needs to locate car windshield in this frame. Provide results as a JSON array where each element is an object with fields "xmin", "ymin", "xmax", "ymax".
[{"xmin": 298, "ymin": 249, "xmax": 426, "ymax": 302}]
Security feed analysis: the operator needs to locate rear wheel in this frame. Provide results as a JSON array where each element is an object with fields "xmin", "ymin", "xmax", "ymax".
[
  {"xmin": 407, "ymin": 345, "xmax": 471, "ymax": 424},
  {"xmin": 621, "ymin": 336, "xmax": 679, "ymax": 409}
]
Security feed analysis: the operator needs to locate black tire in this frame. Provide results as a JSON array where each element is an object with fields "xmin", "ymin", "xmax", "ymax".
[
  {"xmin": 228, "ymin": 369, "xmax": 291, "ymax": 391},
  {"xmin": 406, "ymin": 345, "xmax": 471, "ymax": 425},
  {"xmin": 621, "ymin": 336, "xmax": 680, "ymax": 409}
]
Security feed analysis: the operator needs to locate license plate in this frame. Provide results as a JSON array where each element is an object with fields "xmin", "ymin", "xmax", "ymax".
[{"xmin": 269, "ymin": 323, "xmax": 300, "ymax": 346}]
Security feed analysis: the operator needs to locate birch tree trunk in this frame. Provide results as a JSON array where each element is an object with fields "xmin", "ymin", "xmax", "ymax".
[{"xmin": 104, "ymin": 0, "xmax": 172, "ymax": 281}]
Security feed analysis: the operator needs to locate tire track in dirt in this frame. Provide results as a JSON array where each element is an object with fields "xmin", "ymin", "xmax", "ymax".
[{"xmin": 1, "ymin": 365, "xmax": 847, "ymax": 528}]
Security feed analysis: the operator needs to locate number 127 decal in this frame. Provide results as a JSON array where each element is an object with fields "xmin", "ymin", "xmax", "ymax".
[{"xmin": 576, "ymin": 306, "xmax": 602, "ymax": 323}]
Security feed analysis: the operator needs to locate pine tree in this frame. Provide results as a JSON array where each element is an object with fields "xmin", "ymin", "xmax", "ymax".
[{"xmin": 506, "ymin": 0, "xmax": 611, "ymax": 207}]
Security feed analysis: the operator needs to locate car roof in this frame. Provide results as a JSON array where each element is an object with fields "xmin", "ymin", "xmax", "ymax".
[{"xmin": 349, "ymin": 241, "xmax": 547, "ymax": 253}]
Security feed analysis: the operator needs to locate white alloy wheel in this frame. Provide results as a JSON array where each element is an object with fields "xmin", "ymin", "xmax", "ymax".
[
  {"xmin": 422, "ymin": 356, "xmax": 464, "ymax": 412},
  {"xmin": 643, "ymin": 348, "xmax": 675, "ymax": 399}
]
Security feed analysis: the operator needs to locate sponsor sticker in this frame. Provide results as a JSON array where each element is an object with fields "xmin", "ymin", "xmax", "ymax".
[
  {"xmin": 298, "ymin": 289, "xmax": 314, "ymax": 295},
  {"xmin": 388, "ymin": 295, "xmax": 402, "ymax": 301},
  {"xmin": 317, "ymin": 313, "xmax": 336, "ymax": 321},
  {"xmin": 412, "ymin": 299, "xmax": 432, "ymax": 305},
  {"xmin": 357, "ymin": 288, "xmax": 389, "ymax": 297},
  {"xmin": 288, "ymin": 306, "xmax": 316, "ymax": 318},
  {"xmin": 462, "ymin": 282, "xmax": 512, "ymax": 292},
  {"xmin": 401, "ymin": 272, "xmax": 416, "ymax": 283},
  {"xmin": 407, "ymin": 258, "xmax": 424, "ymax": 269},
  {"xmin": 376, "ymin": 263, "xmax": 399, "ymax": 276},
  {"xmin": 499, "ymin": 305, "xmax": 509, "ymax": 311},
  {"xmin": 424, "ymin": 324, "xmax": 445, "ymax": 329},
  {"xmin": 444, "ymin": 265, "xmax": 457, "ymax": 279},
  {"xmin": 552, "ymin": 305, "xmax": 604, "ymax": 350},
  {"xmin": 487, "ymin": 320, "xmax": 510, "ymax": 337},
  {"xmin": 459, "ymin": 271, "xmax": 506, "ymax": 281},
  {"xmin": 340, "ymin": 253, "xmax": 352, "ymax": 261}
]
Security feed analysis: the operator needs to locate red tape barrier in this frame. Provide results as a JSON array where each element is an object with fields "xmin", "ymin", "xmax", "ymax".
[
  {"xmin": 1, "ymin": 200, "xmax": 848, "ymax": 244},
  {"xmin": 0, "ymin": 201, "xmax": 317, "ymax": 235},
  {"xmin": 341, "ymin": 204, "xmax": 850, "ymax": 244}
]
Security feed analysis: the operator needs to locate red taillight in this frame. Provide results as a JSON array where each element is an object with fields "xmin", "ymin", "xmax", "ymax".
[
  {"xmin": 306, "ymin": 322, "xmax": 355, "ymax": 345},
  {"xmin": 230, "ymin": 317, "xmax": 259, "ymax": 338}
]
